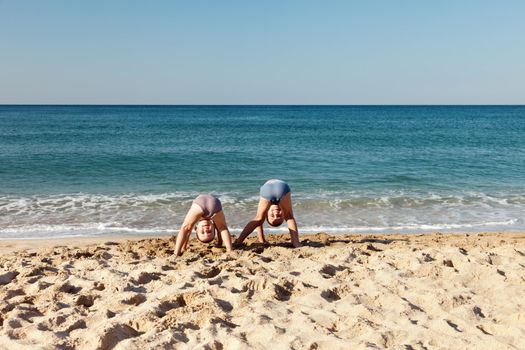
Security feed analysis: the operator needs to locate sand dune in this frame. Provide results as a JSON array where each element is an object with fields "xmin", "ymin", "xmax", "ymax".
[{"xmin": 0, "ymin": 232, "xmax": 524, "ymax": 349}]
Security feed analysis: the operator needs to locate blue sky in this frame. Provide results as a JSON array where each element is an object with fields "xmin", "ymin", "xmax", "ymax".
[{"xmin": 1, "ymin": 1, "xmax": 524, "ymax": 104}]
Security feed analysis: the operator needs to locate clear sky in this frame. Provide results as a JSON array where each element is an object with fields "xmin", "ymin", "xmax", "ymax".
[{"xmin": 1, "ymin": 1, "xmax": 524, "ymax": 104}]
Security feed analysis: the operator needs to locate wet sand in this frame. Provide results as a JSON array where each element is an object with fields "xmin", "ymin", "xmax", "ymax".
[{"xmin": 1, "ymin": 232, "xmax": 524, "ymax": 349}]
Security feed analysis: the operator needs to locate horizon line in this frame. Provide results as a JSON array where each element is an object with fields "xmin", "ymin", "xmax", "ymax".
[{"xmin": 1, "ymin": 104, "xmax": 525, "ymax": 107}]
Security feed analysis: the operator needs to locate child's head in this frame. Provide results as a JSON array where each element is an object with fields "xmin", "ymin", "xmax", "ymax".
[
  {"xmin": 266, "ymin": 204, "xmax": 284, "ymax": 227},
  {"xmin": 195, "ymin": 219, "xmax": 215, "ymax": 243}
]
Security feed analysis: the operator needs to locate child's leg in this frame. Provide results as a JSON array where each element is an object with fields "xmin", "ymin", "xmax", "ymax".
[
  {"xmin": 280, "ymin": 193, "xmax": 301, "ymax": 248},
  {"xmin": 235, "ymin": 197, "xmax": 270, "ymax": 244}
]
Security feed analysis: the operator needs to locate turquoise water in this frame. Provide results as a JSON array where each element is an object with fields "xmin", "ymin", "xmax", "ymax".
[{"xmin": 0, "ymin": 105, "xmax": 524, "ymax": 238}]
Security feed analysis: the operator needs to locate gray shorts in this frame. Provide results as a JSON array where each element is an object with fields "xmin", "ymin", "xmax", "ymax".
[{"xmin": 193, "ymin": 194, "xmax": 222, "ymax": 219}]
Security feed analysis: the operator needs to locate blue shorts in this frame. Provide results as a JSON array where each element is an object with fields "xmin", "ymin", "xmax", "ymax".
[{"xmin": 260, "ymin": 179, "xmax": 291, "ymax": 204}]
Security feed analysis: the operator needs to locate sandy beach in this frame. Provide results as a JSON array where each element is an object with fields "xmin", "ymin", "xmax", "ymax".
[{"xmin": 0, "ymin": 232, "xmax": 524, "ymax": 350}]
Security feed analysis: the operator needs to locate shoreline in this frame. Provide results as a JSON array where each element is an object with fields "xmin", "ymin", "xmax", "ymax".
[
  {"xmin": 1, "ymin": 230, "xmax": 524, "ymax": 254},
  {"xmin": 0, "ymin": 235, "xmax": 158, "ymax": 255}
]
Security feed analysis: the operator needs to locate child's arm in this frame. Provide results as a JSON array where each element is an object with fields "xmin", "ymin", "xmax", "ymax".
[
  {"xmin": 183, "ymin": 233, "xmax": 190, "ymax": 251},
  {"xmin": 215, "ymin": 226, "xmax": 223, "ymax": 247},
  {"xmin": 174, "ymin": 203, "xmax": 203, "ymax": 256},
  {"xmin": 286, "ymin": 218, "xmax": 301, "ymax": 248},
  {"xmin": 220, "ymin": 229, "xmax": 233, "ymax": 252},
  {"xmin": 256, "ymin": 224, "xmax": 267, "ymax": 244}
]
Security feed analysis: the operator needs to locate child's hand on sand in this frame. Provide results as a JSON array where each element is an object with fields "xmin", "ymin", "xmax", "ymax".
[
  {"xmin": 232, "ymin": 240, "xmax": 245, "ymax": 248},
  {"xmin": 257, "ymin": 239, "xmax": 270, "ymax": 246}
]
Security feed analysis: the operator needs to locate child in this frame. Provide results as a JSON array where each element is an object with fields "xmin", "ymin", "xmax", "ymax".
[
  {"xmin": 174, "ymin": 194, "xmax": 233, "ymax": 255},
  {"xmin": 234, "ymin": 179, "xmax": 301, "ymax": 248}
]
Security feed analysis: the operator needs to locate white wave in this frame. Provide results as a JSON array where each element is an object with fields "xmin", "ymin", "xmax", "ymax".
[
  {"xmin": 0, "ymin": 223, "xmax": 177, "ymax": 235},
  {"xmin": 1, "ymin": 191, "xmax": 524, "ymax": 212},
  {"xmin": 1, "ymin": 191, "xmax": 524, "ymax": 240},
  {"xmin": 0, "ymin": 222, "xmax": 238, "ymax": 240},
  {"xmin": 278, "ymin": 220, "xmax": 520, "ymax": 234},
  {"xmin": 0, "ymin": 219, "xmax": 521, "ymax": 240}
]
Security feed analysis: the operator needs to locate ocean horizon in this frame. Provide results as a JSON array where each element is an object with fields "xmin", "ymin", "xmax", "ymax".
[{"xmin": 1, "ymin": 105, "xmax": 524, "ymax": 239}]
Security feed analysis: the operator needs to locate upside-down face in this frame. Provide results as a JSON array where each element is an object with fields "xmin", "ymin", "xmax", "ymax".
[
  {"xmin": 195, "ymin": 219, "xmax": 215, "ymax": 243},
  {"xmin": 267, "ymin": 205, "xmax": 284, "ymax": 227}
]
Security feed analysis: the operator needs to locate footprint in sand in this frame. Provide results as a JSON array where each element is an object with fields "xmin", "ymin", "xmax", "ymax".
[
  {"xmin": 71, "ymin": 249, "xmax": 94, "ymax": 259},
  {"xmin": 258, "ymin": 255, "xmax": 273, "ymax": 263},
  {"xmin": 4, "ymin": 288, "xmax": 25, "ymax": 300},
  {"xmin": 319, "ymin": 264, "xmax": 340, "ymax": 278},
  {"xmin": 26, "ymin": 275, "xmax": 46, "ymax": 284},
  {"xmin": 0, "ymin": 271, "xmax": 19, "ymax": 285},
  {"xmin": 7, "ymin": 304, "xmax": 44, "ymax": 326},
  {"xmin": 273, "ymin": 282, "xmax": 294, "ymax": 301},
  {"xmin": 442, "ymin": 259, "xmax": 454, "ymax": 268},
  {"xmin": 38, "ymin": 315, "xmax": 87, "ymax": 333},
  {"xmin": 214, "ymin": 298, "xmax": 233, "ymax": 312},
  {"xmin": 160, "ymin": 264, "xmax": 175, "ymax": 271},
  {"xmin": 195, "ymin": 266, "xmax": 221, "ymax": 279},
  {"xmin": 94, "ymin": 251, "xmax": 113, "ymax": 260},
  {"xmin": 6, "ymin": 318, "xmax": 22, "ymax": 329},
  {"xmin": 242, "ymin": 276, "xmax": 269, "ymax": 293},
  {"xmin": 154, "ymin": 291, "xmax": 226, "ymax": 331},
  {"xmin": 58, "ymin": 282, "xmax": 82, "ymax": 294},
  {"xmin": 439, "ymin": 294, "xmax": 472, "ymax": 311},
  {"xmin": 320, "ymin": 284, "xmax": 352, "ymax": 302},
  {"xmin": 320, "ymin": 288, "xmax": 341, "ymax": 302},
  {"xmin": 36, "ymin": 315, "xmax": 67, "ymax": 331},
  {"xmin": 84, "ymin": 323, "xmax": 141, "ymax": 350},
  {"xmin": 94, "ymin": 281, "xmax": 105, "ymax": 291},
  {"xmin": 31, "ymin": 280, "xmax": 53, "ymax": 292},
  {"xmin": 203, "ymin": 339, "xmax": 226, "ymax": 349},
  {"xmin": 121, "ymin": 293, "xmax": 147, "ymax": 306},
  {"xmin": 76, "ymin": 294, "xmax": 97, "ymax": 308},
  {"xmin": 486, "ymin": 253, "xmax": 502, "ymax": 265},
  {"xmin": 156, "ymin": 295, "xmax": 187, "ymax": 317},
  {"xmin": 131, "ymin": 271, "xmax": 163, "ymax": 285}
]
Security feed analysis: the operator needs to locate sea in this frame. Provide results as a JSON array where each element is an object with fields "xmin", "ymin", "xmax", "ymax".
[{"xmin": 0, "ymin": 105, "xmax": 524, "ymax": 239}]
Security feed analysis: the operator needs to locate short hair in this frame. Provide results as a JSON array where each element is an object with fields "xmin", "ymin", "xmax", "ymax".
[{"xmin": 266, "ymin": 216, "xmax": 284, "ymax": 227}]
